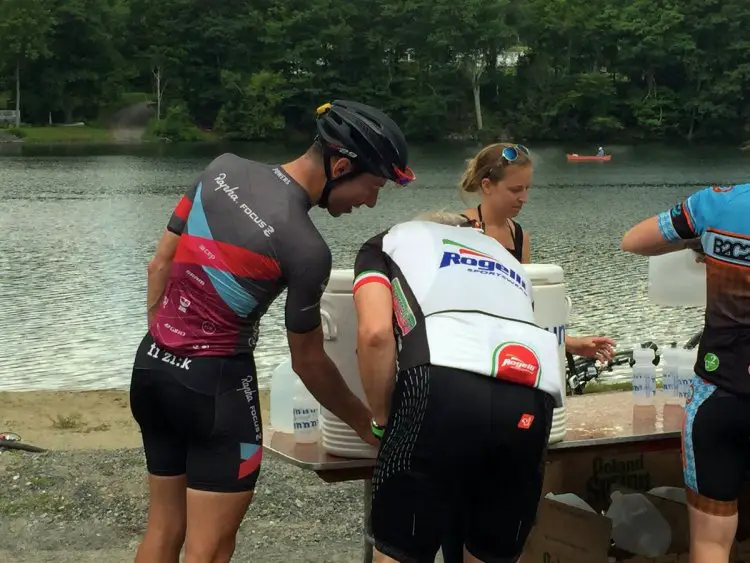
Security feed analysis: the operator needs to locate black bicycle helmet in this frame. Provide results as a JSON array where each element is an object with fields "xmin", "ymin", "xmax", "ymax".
[{"xmin": 314, "ymin": 100, "xmax": 415, "ymax": 207}]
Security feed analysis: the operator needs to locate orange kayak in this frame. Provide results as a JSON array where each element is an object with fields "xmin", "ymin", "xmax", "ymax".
[{"xmin": 566, "ymin": 154, "xmax": 612, "ymax": 162}]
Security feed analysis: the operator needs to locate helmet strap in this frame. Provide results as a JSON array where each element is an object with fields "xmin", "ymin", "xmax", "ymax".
[{"xmin": 317, "ymin": 146, "xmax": 362, "ymax": 209}]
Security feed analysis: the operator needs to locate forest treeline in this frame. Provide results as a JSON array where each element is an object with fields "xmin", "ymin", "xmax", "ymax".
[{"xmin": 1, "ymin": 0, "xmax": 750, "ymax": 143}]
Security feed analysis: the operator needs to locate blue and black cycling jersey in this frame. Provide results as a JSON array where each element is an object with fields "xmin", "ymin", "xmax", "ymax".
[{"xmin": 657, "ymin": 183, "xmax": 750, "ymax": 394}]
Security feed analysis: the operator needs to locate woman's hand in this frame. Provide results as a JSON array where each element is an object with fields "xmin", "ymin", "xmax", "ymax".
[{"xmin": 566, "ymin": 335, "xmax": 616, "ymax": 363}]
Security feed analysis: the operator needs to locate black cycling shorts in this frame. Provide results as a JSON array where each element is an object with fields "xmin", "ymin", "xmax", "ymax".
[
  {"xmin": 683, "ymin": 374, "xmax": 750, "ymax": 516},
  {"xmin": 130, "ymin": 333, "xmax": 263, "ymax": 493},
  {"xmin": 371, "ymin": 364, "xmax": 554, "ymax": 563}
]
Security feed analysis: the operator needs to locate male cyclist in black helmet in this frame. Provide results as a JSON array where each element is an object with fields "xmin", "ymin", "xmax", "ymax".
[{"xmin": 129, "ymin": 100, "xmax": 415, "ymax": 563}]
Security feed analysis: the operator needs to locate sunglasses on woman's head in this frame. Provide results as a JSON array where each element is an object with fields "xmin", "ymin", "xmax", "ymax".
[{"xmin": 501, "ymin": 144, "xmax": 530, "ymax": 163}]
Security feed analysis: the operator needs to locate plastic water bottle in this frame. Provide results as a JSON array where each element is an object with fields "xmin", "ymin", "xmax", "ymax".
[
  {"xmin": 292, "ymin": 378, "xmax": 320, "ymax": 444},
  {"xmin": 632, "ymin": 345, "xmax": 657, "ymax": 434},
  {"xmin": 270, "ymin": 358, "xmax": 299, "ymax": 433},
  {"xmin": 606, "ymin": 491, "xmax": 672, "ymax": 557},
  {"xmin": 661, "ymin": 343, "xmax": 683, "ymax": 432}
]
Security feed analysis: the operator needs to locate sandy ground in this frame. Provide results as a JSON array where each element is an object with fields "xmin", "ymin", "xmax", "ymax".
[{"xmin": 0, "ymin": 389, "xmax": 270, "ymax": 451}]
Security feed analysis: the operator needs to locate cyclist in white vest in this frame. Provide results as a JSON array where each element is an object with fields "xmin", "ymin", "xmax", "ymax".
[{"xmin": 353, "ymin": 211, "xmax": 562, "ymax": 563}]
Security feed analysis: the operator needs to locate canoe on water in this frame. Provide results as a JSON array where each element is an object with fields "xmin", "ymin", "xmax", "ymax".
[{"xmin": 566, "ymin": 154, "xmax": 612, "ymax": 162}]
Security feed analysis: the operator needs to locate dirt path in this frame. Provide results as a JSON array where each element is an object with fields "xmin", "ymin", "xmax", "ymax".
[{"xmin": 108, "ymin": 101, "xmax": 154, "ymax": 143}]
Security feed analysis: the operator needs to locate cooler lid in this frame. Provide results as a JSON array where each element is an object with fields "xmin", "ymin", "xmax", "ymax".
[
  {"xmin": 325, "ymin": 269, "xmax": 355, "ymax": 293},
  {"xmin": 324, "ymin": 265, "xmax": 563, "ymax": 292},
  {"xmin": 524, "ymin": 264, "xmax": 564, "ymax": 285}
]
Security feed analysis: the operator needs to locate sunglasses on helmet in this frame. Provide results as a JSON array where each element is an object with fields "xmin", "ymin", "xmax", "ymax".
[{"xmin": 392, "ymin": 165, "xmax": 416, "ymax": 186}]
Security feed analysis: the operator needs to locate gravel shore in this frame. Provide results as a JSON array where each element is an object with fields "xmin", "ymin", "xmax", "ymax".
[{"xmin": 0, "ymin": 448, "xmax": 375, "ymax": 563}]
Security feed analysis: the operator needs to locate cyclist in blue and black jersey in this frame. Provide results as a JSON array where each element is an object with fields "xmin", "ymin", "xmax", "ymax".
[
  {"xmin": 622, "ymin": 183, "xmax": 750, "ymax": 563},
  {"xmin": 129, "ymin": 100, "xmax": 415, "ymax": 563}
]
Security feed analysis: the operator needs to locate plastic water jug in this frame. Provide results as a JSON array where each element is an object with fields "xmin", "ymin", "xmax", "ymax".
[
  {"xmin": 269, "ymin": 357, "xmax": 299, "ymax": 433},
  {"xmin": 648, "ymin": 249, "xmax": 706, "ymax": 307},
  {"xmin": 545, "ymin": 492, "xmax": 596, "ymax": 513},
  {"xmin": 292, "ymin": 378, "xmax": 320, "ymax": 444},
  {"xmin": 606, "ymin": 491, "xmax": 672, "ymax": 557}
]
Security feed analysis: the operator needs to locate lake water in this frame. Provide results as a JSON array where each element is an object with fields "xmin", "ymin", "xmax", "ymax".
[{"xmin": 2, "ymin": 142, "xmax": 747, "ymax": 392}]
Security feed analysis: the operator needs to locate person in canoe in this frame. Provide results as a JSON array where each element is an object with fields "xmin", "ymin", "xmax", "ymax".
[{"xmin": 597, "ymin": 146, "xmax": 605, "ymax": 157}]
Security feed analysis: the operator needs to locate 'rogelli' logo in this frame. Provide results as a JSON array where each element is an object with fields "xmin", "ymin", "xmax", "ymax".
[
  {"xmin": 439, "ymin": 239, "xmax": 528, "ymax": 294},
  {"xmin": 491, "ymin": 342, "xmax": 540, "ymax": 387}
]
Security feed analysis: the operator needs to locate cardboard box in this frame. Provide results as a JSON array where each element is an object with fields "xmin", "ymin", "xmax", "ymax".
[
  {"xmin": 521, "ymin": 489, "xmax": 689, "ymax": 563},
  {"xmin": 557, "ymin": 449, "xmax": 684, "ymax": 512},
  {"xmin": 522, "ymin": 444, "xmax": 750, "ymax": 562},
  {"xmin": 522, "ymin": 447, "xmax": 686, "ymax": 563}
]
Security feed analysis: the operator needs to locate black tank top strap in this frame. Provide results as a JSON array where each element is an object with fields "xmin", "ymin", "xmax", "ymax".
[
  {"xmin": 509, "ymin": 220, "xmax": 524, "ymax": 261},
  {"xmin": 508, "ymin": 219, "xmax": 523, "ymax": 262},
  {"xmin": 511, "ymin": 220, "xmax": 524, "ymax": 257}
]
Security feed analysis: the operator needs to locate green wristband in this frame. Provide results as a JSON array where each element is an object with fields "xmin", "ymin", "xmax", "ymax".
[{"xmin": 370, "ymin": 419, "xmax": 385, "ymax": 439}]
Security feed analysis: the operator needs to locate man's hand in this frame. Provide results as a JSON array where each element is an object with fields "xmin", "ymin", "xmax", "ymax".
[
  {"xmin": 343, "ymin": 406, "xmax": 380, "ymax": 448},
  {"xmin": 566, "ymin": 335, "xmax": 616, "ymax": 363},
  {"xmin": 288, "ymin": 327, "xmax": 381, "ymax": 447}
]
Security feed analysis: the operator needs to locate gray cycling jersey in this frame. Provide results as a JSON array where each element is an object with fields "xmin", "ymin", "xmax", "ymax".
[{"xmin": 151, "ymin": 153, "xmax": 331, "ymax": 356}]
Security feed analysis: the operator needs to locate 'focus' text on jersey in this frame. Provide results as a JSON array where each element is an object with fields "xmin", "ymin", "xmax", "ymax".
[
  {"xmin": 354, "ymin": 221, "xmax": 563, "ymax": 406},
  {"xmin": 151, "ymin": 153, "xmax": 332, "ymax": 356},
  {"xmin": 658, "ymin": 183, "xmax": 750, "ymax": 394}
]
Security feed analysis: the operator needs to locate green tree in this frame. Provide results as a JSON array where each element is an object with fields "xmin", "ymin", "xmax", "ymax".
[
  {"xmin": 215, "ymin": 70, "xmax": 287, "ymax": 140},
  {"xmin": 0, "ymin": 0, "xmax": 55, "ymax": 126}
]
